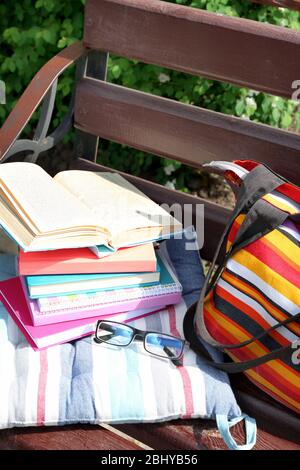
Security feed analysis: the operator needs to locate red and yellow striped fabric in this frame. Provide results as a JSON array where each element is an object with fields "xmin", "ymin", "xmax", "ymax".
[{"xmin": 204, "ymin": 167, "xmax": 300, "ymax": 413}]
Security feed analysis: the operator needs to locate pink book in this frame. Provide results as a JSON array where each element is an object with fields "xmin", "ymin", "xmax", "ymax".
[
  {"xmin": 26, "ymin": 283, "xmax": 181, "ymax": 326},
  {"xmin": 0, "ymin": 277, "xmax": 166, "ymax": 350},
  {"xmin": 19, "ymin": 243, "xmax": 157, "ymax": 276}
]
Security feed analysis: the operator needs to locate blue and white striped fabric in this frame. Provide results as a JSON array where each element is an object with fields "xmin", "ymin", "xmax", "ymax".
[{"xmin": 0, "ymin": 230, "xmax": 242, "ymax": 433}]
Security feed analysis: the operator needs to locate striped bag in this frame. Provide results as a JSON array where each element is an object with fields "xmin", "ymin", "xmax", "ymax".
[{"xmin": 184, "ymin": 161, "xmax": 300, "ymax": 414}]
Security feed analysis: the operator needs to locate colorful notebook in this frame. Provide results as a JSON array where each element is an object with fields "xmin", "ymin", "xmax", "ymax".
[
  {"xmin": 0, "ymin": 276, "xmax": 165, "ymax": 350},
  {"xmin": 18, "ymin": 243, "xmax": 157, "ymax": 276},
  {"xmin": 28, "ymin": 253, "xmax": 182, "ymax": 325},
  {"xmin": 26, "ymin": 265, "xmax": 160, "ymax": 299}
]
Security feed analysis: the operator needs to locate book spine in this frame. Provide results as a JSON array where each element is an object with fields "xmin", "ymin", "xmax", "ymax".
[
  {"xmin": 32, "ymin": 292, "xmax": 178, "ymax": 325},
  {"xmin": 38, "ymin": 284, "xmax": 182, "ymax": 313}
]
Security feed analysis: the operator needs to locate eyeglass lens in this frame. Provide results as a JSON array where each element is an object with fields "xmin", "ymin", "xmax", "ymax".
[
  {"xmin": 96, "ymin": 322, "xmax": 184, "ymax": 361},
  {"xmin": 145, "ymin": 333, "xmax": 184, "ymax": 360},
  {"xmin": 96, "ymin": 322, "xmax": 134, "ymax": 346}
]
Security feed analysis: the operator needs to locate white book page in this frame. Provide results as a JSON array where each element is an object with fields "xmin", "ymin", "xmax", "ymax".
[
  {"xmin": 0, "ymin": 163, "xmax": 97, "ymax": 234},
  {"xmin": 55, "ymin": 171, "xmax": 178, "ymax": 238}
]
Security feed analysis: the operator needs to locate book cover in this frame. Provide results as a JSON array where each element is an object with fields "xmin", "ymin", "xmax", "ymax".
[
  {"xmin": 0, "ymin": 277, "xmax": 166, "ymax": 350},
  {"xmin": 26, "ymin": 265, "xmax": 161, "ymax": 298},
  {"xmin": 19, "ymin": 244, "xmax": 157, "ymax": 275},
  {"xmin": 29, "ymin": 253, "xmax": 182, "ymax": 326},
  {"xmin": 0, "ymin": 163, "xmax": 182, "ymax": 252}
]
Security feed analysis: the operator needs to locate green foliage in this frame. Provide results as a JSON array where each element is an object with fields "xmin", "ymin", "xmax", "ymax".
[
  {"xmin": 0, "ymin": 0, "xmax": 84, "ymax": 127},
  {"xmin": 0, "ymin": 0, "xmax": 299, "ymax": 189}
]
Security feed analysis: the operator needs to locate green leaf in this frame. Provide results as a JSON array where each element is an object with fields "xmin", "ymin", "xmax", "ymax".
[
  {"xmin": 235, "ymin": 99, "xmax": 245, "ymax": 116},
  {"xmin": 281, "ymin": 112, "xmax": 292, "ymax": 129},
  {"xmin": 272, "ymin": 108, "xmax": 281, "ymax": 123},
  {"xmin": 111, "ymin": 65, "xmax": 121, "ymax": 79}
]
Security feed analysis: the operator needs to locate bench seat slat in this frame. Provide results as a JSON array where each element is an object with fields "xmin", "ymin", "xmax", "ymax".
[
  {"xmin": 0, "ymin": 420, "xmax": 299, "ymax": 450},
  {"xmin": 75, "ymin": 79, "xmax": 300, "ymax": 185},
  {"xmin": 0, "ymin": 425, "xmax": 144, "ymax": 451},
  {"xmin": 116, "ymin": 420, "xmax": 300, "ymax": 450},
  {"xmin": 84, "ymin": 0, "xmax": 300, "ymax": 98}
]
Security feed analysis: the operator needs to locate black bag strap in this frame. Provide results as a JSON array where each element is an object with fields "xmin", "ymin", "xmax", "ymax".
[
  {"xmin": 183, "ymin": 305, "xmax": 299, "ymax": 373},
  {"xmin": 193, "ymin": 201, "xmax": 290, "ymax": 350},
  {"xmin": 203, "ymin": 165, "xmax": 286, "ymax": 295},
  {"xmin": 207, "ymin": 199, "xmax": 289, "ymax": 293},
  {"xmin": 291, "ymin": 213, "xmax": 300, "ymax": 223},
  {"xmin": 184, "ymin": 163, "xmax": 298, "ymax": 371},
  {"xmin": 210, "ymin": 164, "xmax": 285, "ymax": 253},
  {"xmin": 234, "ymin": 164, "xmax": 284, "ymax": 215}
]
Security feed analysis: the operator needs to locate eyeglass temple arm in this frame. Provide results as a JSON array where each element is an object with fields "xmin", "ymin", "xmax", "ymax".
[{"xmin": 163, "ymin": 346, "xmax": 183, "ymax": 366}]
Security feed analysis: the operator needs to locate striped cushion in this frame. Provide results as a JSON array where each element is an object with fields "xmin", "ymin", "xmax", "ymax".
[
  {"xmin": 0, "ymin": 230, "xmax": 241, "ymax": 428},
  {"xmin": 204, "ymin": 166, "xmax": 300, "ymax": 414}
]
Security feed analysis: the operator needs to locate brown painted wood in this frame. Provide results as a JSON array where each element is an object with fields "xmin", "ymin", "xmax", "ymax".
[
  {"xmin": 116, "ymin": 420, "xmax": 300, "ymax": 450},
  {"xmin": 75, "ymin": 79, "xmax": 300, "ymax": 185},
  {"xmin": 74, "ymin": 50, "xmax": 108, "ymax": 163},
  {"xmin": 253, "ymin": 0, "xmax": 300, "ymax": 11},
  {"xmin": 118, "ymin": 421, "xmax": 209, "ymax": 450},
  {"xmin": 0, "ymin": 41, "xmax": 86, "ymax": 163},
  {"xmin": 0, "ymin": 425, "xmax": 143, "ymax": 450},
  {"xmin": 2, "ymin": 421, "xmax": 296, "ymax": 450},
  {"xmin": 0, "ymin": 420, "xmax": 298, "ymax": 450},
  {"xmin": 84, "ymin": 0, "xmax": 300, "ymax": 98},
  {"xmin": 70, "ymin": 158, "xmax": 230, "ymax": 262},
  {"xmin": 231, "ymin": 374, "xmax": 300, "ymax": 445}
]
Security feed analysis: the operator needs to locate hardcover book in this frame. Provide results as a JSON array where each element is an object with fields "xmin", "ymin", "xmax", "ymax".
[
  {"xmin": 25, "ymin": 265, "xmax": 160, "ymax": 298},
  {"xmin": 19, "ymin": 244, "xmax": 157, "ymax": 275},
  {"xmin": 28, "ymin": 252, "xmax": 182, "ymax": 326},
  {"xmin": 0, "ymin": 162, "xmax": 181, "ymax": 252},
  {"xmin": 0, "ymin": 276, "xmax": 166, "ymax": 350}
]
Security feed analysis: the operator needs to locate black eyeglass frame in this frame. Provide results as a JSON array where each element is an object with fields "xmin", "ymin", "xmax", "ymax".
[{"xmin": 94, "ymin": 319, "xmax": 188, "ymax": 365}]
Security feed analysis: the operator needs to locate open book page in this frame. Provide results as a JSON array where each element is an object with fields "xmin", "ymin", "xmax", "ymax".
[
  {"xmin": 0, "ymin": 163, "xmax": 98, "ymax": 234},
  {"xmin": 54, "ymin": 171, "xmax": 181, "ymax": 245}
]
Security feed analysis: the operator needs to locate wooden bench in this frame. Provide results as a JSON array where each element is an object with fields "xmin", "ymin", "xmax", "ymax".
[{"xmin": 0, "ymin": 0, "xmax": 299, "ymax": 450}]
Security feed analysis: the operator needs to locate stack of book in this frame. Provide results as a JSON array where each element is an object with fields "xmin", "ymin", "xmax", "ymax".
[{"xmin": 0, "ymin": 163, "xmax": 183, "ymax": 349}]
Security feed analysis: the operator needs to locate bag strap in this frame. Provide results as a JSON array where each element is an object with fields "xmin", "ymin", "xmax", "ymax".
[
  {"xmin": 184, "ymin": 305, "xmax": 299, "ymax": 373},
  {"xmin": 184, "ymin": 163, "xmax": 298, "ymax": 371},
  {"xmin": 205, "ymin": 164, "xmax": 286, "ymax": 297},
  {"xmin": 234, "ymin": 164, "xmax": 284, "ymax": 215},
  {"xmin": 194, "ymin": 198, "xmax": 290, "ymax": 349},
  {"xmin": 211, "ymin": 164, "xmax": 285, "ymax": 254},
  {"xmin": 207, "ymin": 199, "xmax": 289, "ymax": 293},
  {"xmin": 291, "ymin": 213, "xmax": 300, "ymax": 223}
]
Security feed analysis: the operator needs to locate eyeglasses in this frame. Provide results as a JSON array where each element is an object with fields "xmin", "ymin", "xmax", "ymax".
[{"xmin": 94, "ymin": 320, "xmax": 187, "ymax": 365}]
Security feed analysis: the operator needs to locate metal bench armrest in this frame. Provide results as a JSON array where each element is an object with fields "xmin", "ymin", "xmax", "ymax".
[{"xmin": 0, "ymin": 41, "xmax": 86, "ymax": 163}]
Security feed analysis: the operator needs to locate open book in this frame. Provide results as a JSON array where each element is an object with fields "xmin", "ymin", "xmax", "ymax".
[{"xmin": 0, "ymin": 163, "xmax": 182, "ymax": 252}]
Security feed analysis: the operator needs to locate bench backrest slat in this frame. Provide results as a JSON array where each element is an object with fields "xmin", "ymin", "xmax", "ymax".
[
  {"xmin": 84, "ymin": 0, "xmax": 300, "ymax": 98},
  {"xmin": 75, "ymin": 0, "xmax": 300, "ymax": 183},
  {"xmin": 252, "ymin": 0, "xmax": 300, "ymax": 12},
  {"xmin": 75, "ymin": 79, "xmax": 300, "ymax": 184}
]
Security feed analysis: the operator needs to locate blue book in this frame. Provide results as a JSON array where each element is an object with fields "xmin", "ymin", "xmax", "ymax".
[
  {"xmin": 26, "ymin": 263, "xmax": 161, "ymax": 299},
  {"xmin": 36, "ymin": 252, "xmax": 183, "ymax": 319}
]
